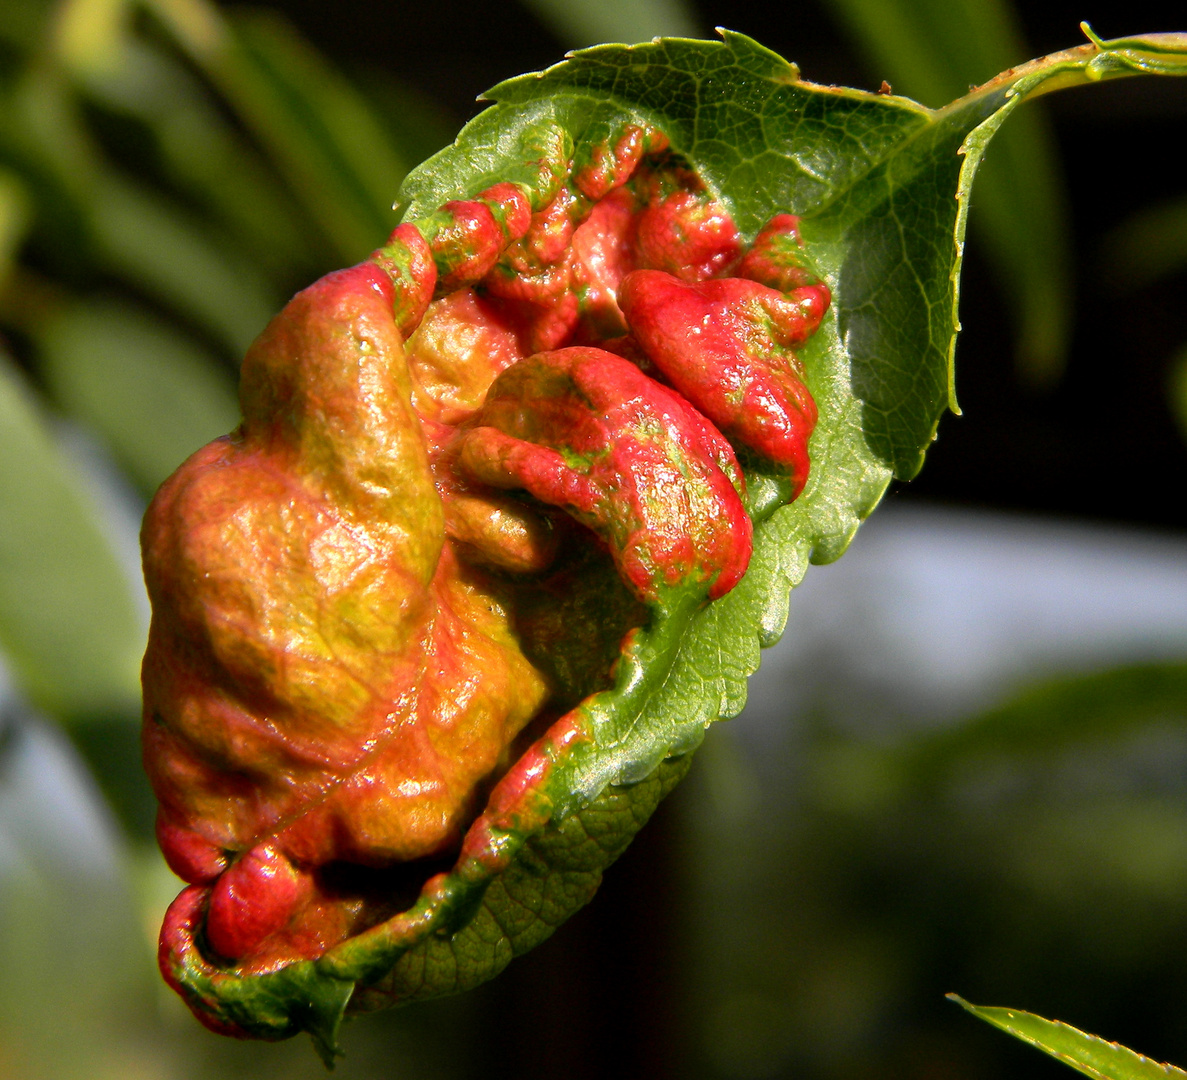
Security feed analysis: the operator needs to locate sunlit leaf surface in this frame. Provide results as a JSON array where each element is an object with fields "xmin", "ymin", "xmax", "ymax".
[{"xmin": 951, "ymin": 995, "xmax": 1187, "ymax": 1080}]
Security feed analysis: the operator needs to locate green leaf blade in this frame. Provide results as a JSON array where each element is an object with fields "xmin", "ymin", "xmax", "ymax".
[
  {"xmin": 949, "ymin": 996, "xmax": 1187, "ymax": 1080},
  {"xmin": 824, "ymin": 0, "xmax": 1072, "ymax": 382},
  {"xmin": 146, "ymin": 0, "xmax": 407, "ymax": 263},
  {"xmin": 38, "ymin": 300, "xmax": 239, "ymax": 494},
  {"xmin": 521, "ymin": 0, "xmax": 702, "ymax": 49},
  {"xmin": 0, "ymin": 352, "xmax": 143, "ymax": 721}
]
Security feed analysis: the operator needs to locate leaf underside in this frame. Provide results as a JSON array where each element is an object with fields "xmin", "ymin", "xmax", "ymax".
[{"xmin": 166, "ymin": 29, "xmax": 1187, "ymax": 1058}]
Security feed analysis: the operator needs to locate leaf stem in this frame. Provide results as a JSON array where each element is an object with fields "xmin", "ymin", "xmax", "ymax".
[{"xmin": 951, "ymin": 30, "xmax": 1187, "ymax": 115}]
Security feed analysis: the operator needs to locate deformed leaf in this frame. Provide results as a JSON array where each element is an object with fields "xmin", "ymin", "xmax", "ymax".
[
  {"xmin": 949, "ymin": 995, "xmax": 1187, "ymax": 1080},
  {"xmin": 142, "ymin": 29, "xmax": 1187, "ymax": 1058}
]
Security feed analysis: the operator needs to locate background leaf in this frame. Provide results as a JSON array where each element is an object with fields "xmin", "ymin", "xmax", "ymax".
[
  {"xmin": 0, "ymin": 352, "xmax": 142, "ymax": 720},
  {"xmin": 54, "ymin": 0, "xmax": 317, "ymax": 279},
  {"xmin": 38, "ymin": 299, "xmax": 239, "ymax": 494},
  {"xmin": 144, "ymin": 0, "xmax": 406, "ymax": 263},
  {"xmin": 1106, "ymin": 194, "xmax": 1187, "ymax": 289},
  {"xmin": 6, "ymin": 61, "xmax": 278, "ymax": 352},
  {"xmin": 521, "ymin": 0, "xmax": 701, "ymax": 46},
  {"xmin": 889, "ymin": 661, "xmax": 1187, "ymax": 791},
  {"xmin": 0, "ymin": 167, "xmax": 31, "ymax": 279}
]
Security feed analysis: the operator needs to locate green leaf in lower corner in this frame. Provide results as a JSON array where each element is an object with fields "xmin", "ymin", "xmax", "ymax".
[{"xmin": 949, "ymin": 995, "xmax": 1187, "ymax": 1080}]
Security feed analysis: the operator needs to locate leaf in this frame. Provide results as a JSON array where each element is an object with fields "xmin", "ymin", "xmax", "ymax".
[
  {"xmin": 949, "ymin": 995, "xmax": 1187, "ymax": 1080},
  {"xmin": 899, "ymin": 660, "xmax": 1187, "ymax": 790},
  {"xmin": 89, "ymin": 175, "xmax": 279, "ymax": 353},
  {"xmin": 0, "ymin": 165, "xmax": 32, "ymax": 279},
  {"xmin": 521, "ymin": 0, "xmax": 701, "ymax": 47},
  {"xmin": 4, "ymin": 62, "xmax": 278, "ymax": 352},
  {"xmin": 158, "ymin": 29, "xmax": 1187, "ymax": 1052},
  {"xmin": 144, "ymin": 0, "xmax": 407, "ymax": 263},
  {"xmin": 55, "ymin": 3, "xmax": 319, "ymax": 279},
  {"xmin": 1169, "ymin": 346, "xmax": 1187, "ymax": 445},
  {"xmin": 1105, "ymin": 194, "xmax": 1187, "ymax": 289},
  {"xmin": 822, "ymin": 0, "xmax": 1072, "ymax": 384},
  {"xmin": 0, "ymin": 0, "xmax": 54, "ymax": 50},
  {"xmin": 38, "ymin": 299, "xmax": 239, "ymax": 494},
  {"xmin": 0, "ymin": 351, "xmax": 143, "ymax": 721}
]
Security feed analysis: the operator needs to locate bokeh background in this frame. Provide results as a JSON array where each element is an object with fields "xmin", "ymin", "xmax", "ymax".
[{"xmin": 2, "ymin": 0, "xmax": 1187, "ymax": 1077}]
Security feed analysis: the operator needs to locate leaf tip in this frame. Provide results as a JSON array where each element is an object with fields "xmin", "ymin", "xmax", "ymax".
[
  {"xmin": 299, "ymin": 972, "xmax": 355, "ymax": 1068},
  {"xmin": 310, "ymin": 1033, "xmax": 343, "ymax": 1071},
  {"xmin": 715, "ymin": 27, "xmax": 800, "ymax": 80}
]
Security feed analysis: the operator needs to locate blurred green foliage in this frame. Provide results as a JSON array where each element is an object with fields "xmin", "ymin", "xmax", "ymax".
[
  {"xmin": 0, "ymin": 0, "xmax": 446, "ymax": 740},
  {"xmin": 679, "ymin": 661, "xmax": 1187, "ymax": 1078},
  {"xmin": 0, "ymin": 355, "xmax": 141, "ymax": 718},
  {"xmin": 1, "ymin": 0, "xmax": 1186, "ymax": 1077}
]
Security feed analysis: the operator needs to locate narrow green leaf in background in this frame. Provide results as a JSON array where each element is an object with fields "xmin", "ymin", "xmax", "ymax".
[
  {"xmin": 51, "ymin": 0, "xmax": 130, "ymax": 76},
  {"xmin": 0, "ymin": 166, "xmax": 31, "ymax": 279},
  {"xmin": 822, "ymin": 0, "xmax": 1072, "ymax": 385},
  {"xmin": 87, "ymin": 176, "xmax": 278, "ymax": 352},
  {"xmin": 0, "ymin": 352, "xmax": 143, "ymax": 721},
  {"xmin": 950, "ymin": 995, "xmax": 1187, "ymax": 1080},
  {"xmin": 39, "ymin": 300, "xmax": 239, "ymax": 494},
  {"xmin": 1106, "ymin": 195, "xmax": 1187, "ymax": 289},
  {"xmin": 1169, "ymin": 347, "xmax": 1187, "ymax": 444},
  {"xmin": 7, "ymin": 62, "xmax": 278, "ymax": 353},
  {"xmin": 521, "ymin": 0, "xmax": 701, "ymax": 47},
  {"xmin": 53, "ymin": 0, "xmax": 317, "ymax": 279},
  {"xmin": 0, "ymin": 0, "xmax": 56, "ymax": 50},
  {"xmin": 144, "ymin": 0, "xmax": 406, "ymax": 262},
  {"xmin": 898, "ymin": 660, "xmax": 1187, "ymax": 789}
]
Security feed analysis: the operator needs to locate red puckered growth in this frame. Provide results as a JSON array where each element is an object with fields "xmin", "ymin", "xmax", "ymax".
[{"xmin": 619, "ymin": 269, "xmax": 829, "ymax": 497}]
